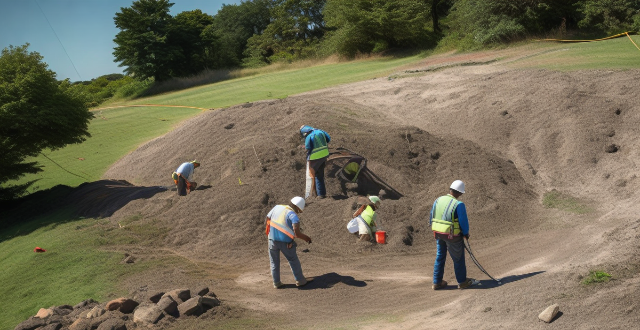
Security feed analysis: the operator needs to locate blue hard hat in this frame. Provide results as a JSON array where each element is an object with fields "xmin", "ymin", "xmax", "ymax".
[{"xmin": 300, "ymin": 125, "xmax": 314, "ymax": 137}]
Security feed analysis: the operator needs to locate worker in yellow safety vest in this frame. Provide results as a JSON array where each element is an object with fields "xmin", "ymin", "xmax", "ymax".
[
  {"xmin": 265, "ymin": 196, "xmax": 313, "ymax": 289},
  {"xmin": 300, "ymin": 125, "xmax": 331, "ymax": 199},
  {"xmin": 352, "ymin": 196, "xmax": 381, "ymax": 242},
  {"xmin": 430, "ymin": 180, "xmax": 475, "ymax": 290}
]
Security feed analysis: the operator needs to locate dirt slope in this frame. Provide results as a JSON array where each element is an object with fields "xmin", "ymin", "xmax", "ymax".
[{"xmin": 94, "ymin": 55, "xmax": 640, "ymax": 329}]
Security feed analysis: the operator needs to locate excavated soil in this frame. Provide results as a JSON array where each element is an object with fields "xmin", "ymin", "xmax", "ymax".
[{"xmin": 66, "ymin": 53, "xmax": 640, "ymax": 329}]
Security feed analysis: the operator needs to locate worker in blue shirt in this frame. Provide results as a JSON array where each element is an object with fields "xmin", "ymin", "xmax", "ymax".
[
  {"xmin": 429, "ymin": 180, "xmax": 474, "ymax": 290},
  {"xmin": 300, "ymin": 125, "xmax": 331, "ymax": 199}
]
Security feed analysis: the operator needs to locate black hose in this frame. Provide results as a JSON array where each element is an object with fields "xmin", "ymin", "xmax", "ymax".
[{"xmin": 464, "ymin": 239, "xmax": 502, "ymax": 284}]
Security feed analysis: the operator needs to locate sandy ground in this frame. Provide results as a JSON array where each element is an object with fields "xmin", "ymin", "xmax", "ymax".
[{"xmin": 91, "ymin": 49, "xmax": 640, "ymax": 329}]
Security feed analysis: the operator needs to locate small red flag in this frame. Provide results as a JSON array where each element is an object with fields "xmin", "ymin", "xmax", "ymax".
[{"xmin": 34, "ymin": 247, "xmax": 46, "ymax": 253}]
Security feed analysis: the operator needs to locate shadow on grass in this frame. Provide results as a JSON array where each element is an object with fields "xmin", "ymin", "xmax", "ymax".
[{"xmin": 0, "ymin": 180, "xmax": 168, "ymax": 243}]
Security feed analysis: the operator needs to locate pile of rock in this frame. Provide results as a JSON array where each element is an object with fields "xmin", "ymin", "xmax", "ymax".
[{"xmin": 14, "ymin": 287, "xmax": 220, "ymax": 330}]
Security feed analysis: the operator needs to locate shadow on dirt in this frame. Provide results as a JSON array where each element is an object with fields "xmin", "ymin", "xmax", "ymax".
[
  {"xmin": 472, "ymin": 271, "xmax": 546, "ymax": 289},
  {"xmin": 298, "ymin": 272, "xmax": 368, "ymax": 290}
]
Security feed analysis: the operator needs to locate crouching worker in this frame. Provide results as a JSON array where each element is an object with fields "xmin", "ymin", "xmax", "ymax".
[
  {"xmin": 172, "ymin": 160, "xmax": 200, "ymax": 196},
  {"xmin": 265, "ymin": 196, "xmax": 313, "ymax": 289},
  {"xmin": 351, "ymin": 196, "xmax": 381, "ymax": 242}
]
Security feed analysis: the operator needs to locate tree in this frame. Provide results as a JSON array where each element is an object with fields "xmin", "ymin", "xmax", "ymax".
[
  {"xmin": 0, "ymin": 44, "xmax": 93, "ymax": 200},
  {"xmin": 167, "ymin": 10, "xmax": 214, "ymax": 76},
  {"xmin": 322, "ymin": 0, "xmax": 431, "ymax": 57},
  {"xmin": 244, "ymin": 0, "xmax": 328, "ymax": 65},
  {"xmin": 113, "ymin": 0, "xmax": 177, "ymax": 81},
  {"xmin": 577, "ymin": 0, "xmax": 640, "ymax": 34},
  {"xmin": 202, "ymin": 0, "xmax": 272, "ymax": 68}
]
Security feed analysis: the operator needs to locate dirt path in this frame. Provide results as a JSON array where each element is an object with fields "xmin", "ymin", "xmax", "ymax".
[{"xmin": 96, "ymin": 49, "xmax": 640, "ymax": 329}]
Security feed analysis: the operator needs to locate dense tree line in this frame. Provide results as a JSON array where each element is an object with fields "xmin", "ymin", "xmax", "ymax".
[{"xmin": 113, "ymin": 0, "xmax": 640, "ymax": 81}]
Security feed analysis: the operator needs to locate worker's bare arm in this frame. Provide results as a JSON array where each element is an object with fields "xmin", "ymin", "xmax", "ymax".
[{"xmin": 293, "ymin": 223, "xmax": 312, "ymax": 244}]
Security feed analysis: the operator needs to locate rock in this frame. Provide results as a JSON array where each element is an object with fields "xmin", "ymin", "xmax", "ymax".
[
  {"xmin": 157, "ymin": 295, "xmax": 178, "ymax": 315},
  {"xmin": 194, "ymin": 287, "xmax": 209, "ymax": 296},
  {"xmin": 35, "ymin": 308, "xmax": 53, "ymax": 318},
  {"xmin": 86, "ymin": 306, "xmax": 106, "ymax": 318},
  {"xmin": 201, "ymin": 296, "xmax": 220, "ymax": 308},
  {"xmin": 52, "ymin": 305, "xmax": 73, "ymax": 316},
  {"xmin": 40, "ymin": 323, "xmax": 62, "ymax": 330},
  {"xmin": 74, "ymin": 299, "xmax": 97, "ymax": 309},
  {"xmin": 177, "ymin": 296, "xmax": 202, "ymax": 316},
  {"xmin": 69, "ymin": 317, "xmax": 91, "ymax": 330},
  {"xmin": 13, "ymin": 317, "xmax": 46, "ymax": 330},
  {"xmin": 122, "ymin": 255, "xmax": 135, "ymax": 264},
  {"xmin": 149, "ymin": 292, "xmax": 164, "ymax": 303},
  {"xmin": 96, "ymin": 318, "xmax": 126, "ymax": 330},
  {"xmin": 539, "ymin": 303, "xmax": 560, "ymax": 323},
  {"xmin": 106, "ymin": 298, "xmax": 139, "ymax": 314},
  {"xmin": 133, "ymin": 305, "xmax": 164, "ymax": 324},
  {"xmin": 162, "ymin": 289, "xmax": 190, "ymax": 303}
]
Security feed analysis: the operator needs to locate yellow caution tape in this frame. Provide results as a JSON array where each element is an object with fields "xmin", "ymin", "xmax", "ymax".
[
  {"xmin": 538, "ymin": 31, "xmax": 634, "ymax": 43},
  {"xmin": 92, "ymin": 104, "xmax": 209, "ymax": 112},
  {"xmin": 625, "ymin": 32, "xmax": 640, "ymax": 51}
]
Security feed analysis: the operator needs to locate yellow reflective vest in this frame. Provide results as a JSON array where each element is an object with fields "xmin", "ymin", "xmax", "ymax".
[{"xmin": 431, "ymin": 195, "xmax": 461, "ymax": 236}]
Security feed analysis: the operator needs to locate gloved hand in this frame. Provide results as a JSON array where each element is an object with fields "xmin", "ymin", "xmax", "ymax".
[{"xmin": 307, "ymin": 238, "xmax": 312, "ymax": 244}]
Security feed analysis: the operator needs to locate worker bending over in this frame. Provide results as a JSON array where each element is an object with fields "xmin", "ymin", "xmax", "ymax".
[
  {"xmin": 300, "ymin": 125, "xmax": 331, "ymax": 199},
  {"xmin": 353, "ymin": 195, "xmax": 381, "ymax": 242},
  {"xmin": 430, "ymin": 180, "xmax": 474, "ymax": 290},
  {"xmin": 265, "ymin": 196, "xmax": 313, "ymax": 289},
  {"xmin": 172, "ymin": 160, "xmax": 199, "ymax": 196}
]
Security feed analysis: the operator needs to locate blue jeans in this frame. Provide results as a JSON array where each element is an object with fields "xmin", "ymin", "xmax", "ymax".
[
  {"xmin": 269, "ymin": 240, "xmax": 304, "ymax": 284},
  {"xmin": 433, "ymin": 235, "xmax": 467, "ymax": 284}
]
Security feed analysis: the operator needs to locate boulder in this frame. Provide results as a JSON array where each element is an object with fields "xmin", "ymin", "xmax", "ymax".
[
  {"xmin": 69, "ymin": 317, "xmax": 91, "ymax": 330},
  {"xmin": 13, "ymin": 317, "xmax": 46, "ymax": 330},
  {"xmin": 40, "ymin": 323, "xmax": 62, "ymax": 330},
  {"xmin": 35, "ymin": 308, "xmax": 53, "ymax": 318},
  {"xmin": 177, "ymin": 296, "xmax": 202, "ymax": 316},
  {"xmin": 73, "ymin": 299, "xmax": 97, "ymax": 310},
  {"xmin": 96, "ymin": 318, "xmax": 126, "ymax": 330},
  {"xmin": 86, "ymin": 306, "xmax": 105, "ymax": 318},
  {"xmin": 194, "ymin": 287, "xmax": 209, "ymax": 296},
  {"xmin": 538, "ymin": 303, "xmax": 560, "ymax": 323},
  {"xmin": 133, "ymin": 305, "xmax": 164, "ymax": 324},
  {"xmin": 106, "ymin": 298, "xmax": 139, "ymax": 314},
  {"xmin": 162, "ymin": 289, "xmax": 191, "ymax": 303},
  {"xmin": 149, "ymin": 292, "xmax": 164, "ymax": 303},
  {"xmin": 157, "ymin": 296, "xmax": 178, "ymax": 315},
  {"xmin": 201, "ymin": 296, "xmax": 220, "ymax": 308}
]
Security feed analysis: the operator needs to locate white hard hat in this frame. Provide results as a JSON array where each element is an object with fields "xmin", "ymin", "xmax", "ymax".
[
  {"xmin": 291, "ymin": 196, "xmax": 305, "ymax": 212},
  {"xmin": 450, "ymin": 180, "xmax": 465, "ymax": 194},
  {"xmin": 368, "ymin": 195, "xmax": 381, "ymax": 206}
]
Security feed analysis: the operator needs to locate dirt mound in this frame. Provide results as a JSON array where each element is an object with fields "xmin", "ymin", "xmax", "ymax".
[{"xmin": 92, "ymin": 63, "xmax": 640, "ymax": 329}]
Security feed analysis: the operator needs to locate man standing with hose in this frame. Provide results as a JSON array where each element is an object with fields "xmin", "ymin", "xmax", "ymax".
[{"xmin": 430, "ymin": 180, "xmax": 475, "ymax": 290}]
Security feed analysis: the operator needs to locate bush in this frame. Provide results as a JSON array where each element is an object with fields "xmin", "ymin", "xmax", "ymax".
[{"xmin": 582, "ymin": 270, "xmax": 612, "ymax": 284}]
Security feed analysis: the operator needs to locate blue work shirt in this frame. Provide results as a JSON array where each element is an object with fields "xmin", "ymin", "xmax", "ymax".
[
  {"xmin": 176, "ymin": 162, "xmax": 195, "ymax": 181},
  {"xmin": 429, "ymin": 199, "xmax": 470, "ymax": 236},
  {"xmin": 305, "ymin": 129, "xmax": 331, "ymax": 159}
]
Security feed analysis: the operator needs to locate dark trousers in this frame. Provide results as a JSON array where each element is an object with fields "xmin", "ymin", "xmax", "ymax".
[{"xmin": 177, "ymin": 176, "xmax": 188, "ymax": 196}]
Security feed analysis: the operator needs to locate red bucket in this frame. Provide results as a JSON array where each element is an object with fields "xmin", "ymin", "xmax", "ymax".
[{"xmin": 375, "ymin": 231, "xmax": 386, "ymax": 244}]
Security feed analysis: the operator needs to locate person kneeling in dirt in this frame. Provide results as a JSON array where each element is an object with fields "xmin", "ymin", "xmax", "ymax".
[
  {"xmin": 352, "ymin": 196, "xmax": 381, "ymax": 242},
  {"xmin": 265, "ymin": 196, "xmax": 313, "ymax": 288},
  {"xmin": 172, "ymin": 160, "xmax": 200, "ymax": 196},
  {"xmin": 430, "ymin": 180, "xmax": 474, "ymax": 290}
]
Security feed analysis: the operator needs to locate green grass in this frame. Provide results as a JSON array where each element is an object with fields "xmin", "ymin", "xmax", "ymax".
[
  {"xmin": 0, "ymin": 211, "xmax": 172, "ymax": 330},
  {"xmin": 581, "ymin": 270, "xmax": 612, "ymax": 285},
  {"xmin": 14, "ymin": 106, "xmax": 202, "ymax": 193},
  {"xmin": 509, "ymin": 36, "xmax": 640, "ymax": 70},
  {"xmin": 542, "ymin": 189, "xmax": 593, "ymax": 214}
]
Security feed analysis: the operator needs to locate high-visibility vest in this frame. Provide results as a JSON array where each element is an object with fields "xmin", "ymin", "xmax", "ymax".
[
  {"xmin": 266, "ymin": 205, "xmax": 296, "ymax": 242},
  {"xmin": 309, "ymin": 132, "xmax": 329, "ymax": 160},
  {"xmin": 431, "ymin": 195, "xmax": 461, "ymax": 236}
]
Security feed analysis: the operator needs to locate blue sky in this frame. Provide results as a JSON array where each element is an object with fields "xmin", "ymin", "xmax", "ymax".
[{"xmin": 0, "ymin": 0, "xmax": 241, "ymax": 82}]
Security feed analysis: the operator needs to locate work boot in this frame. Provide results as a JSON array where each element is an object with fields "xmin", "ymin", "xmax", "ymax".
[
  {"xmin": 432, "ymin": 280, "xmax": 448, "ymax": 290},
  {"xmin": 273, "ymin": 282, "xmax": 284, "ymax": 289},
  {"xmin": 296, "ymin": 277, "xmax": 314, "ymax": 287},
  {"xmin": 458, "ymin": 278, "xmax": 475, "ymax": 289}
]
